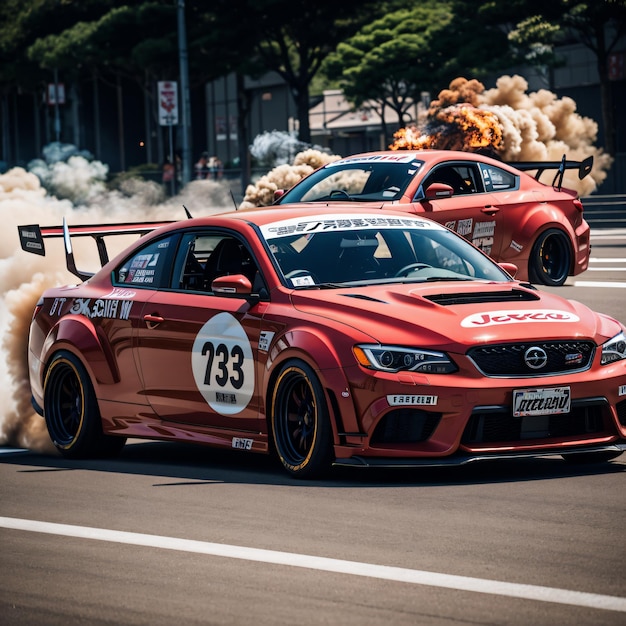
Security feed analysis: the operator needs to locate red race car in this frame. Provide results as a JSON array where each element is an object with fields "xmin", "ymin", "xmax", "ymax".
[
  {"xmin": 18, "ymin": 206, "xmax": 625, "ymax": 478},
  {"xmin": 274, "ymin": 150, "xmax": 593, "ymax": 286}
]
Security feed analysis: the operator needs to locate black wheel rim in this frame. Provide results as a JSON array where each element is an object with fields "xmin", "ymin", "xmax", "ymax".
[
  {"xmin": 274, "ymin": 369, "xmax": 317, "ymax": 467},
  {"xmin": 46, "ymin": 361, "xmax": 84, "ymax": 447},
  {"xmin": 539, "ymin": 234, "xmax": 569, "ymax": 283}
]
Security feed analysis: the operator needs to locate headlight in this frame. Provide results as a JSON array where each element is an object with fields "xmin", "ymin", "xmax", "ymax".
[
  {"xmin": 353, "ymin": 344, "xmax": 457, "ymax": 374},
  {"xmin": 601, "ymin": 331, "xmax": 626, "ymax": 365}
]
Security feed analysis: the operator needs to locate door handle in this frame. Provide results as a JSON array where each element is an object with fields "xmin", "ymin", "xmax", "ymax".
[
  {"xmin": 481, "ymin": 206, "xmax": 500, "ymax": 215},
  {"xmin": 143, "ymin": 313, "xmax": 164, "ymax": 327}
]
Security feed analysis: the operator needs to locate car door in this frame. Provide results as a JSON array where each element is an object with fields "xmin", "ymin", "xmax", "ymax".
[
  {"xmin": 414, "ymin": 162, "xmax": 506, "ymax": 259},
  {"xmin": 133, "ymin": 231, "xmax": 266, "ymax": 432}
]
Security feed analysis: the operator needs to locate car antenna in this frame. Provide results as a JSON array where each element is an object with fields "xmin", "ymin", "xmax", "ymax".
[
  {"xmin": 230, "ymin": 189, "xmax": 239, "ymax": 210},
  {"xmin": 183, "ymin": 205, "xmax": 193, "ymax": 219}
]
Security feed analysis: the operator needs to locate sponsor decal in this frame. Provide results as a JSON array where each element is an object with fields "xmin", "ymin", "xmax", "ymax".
[
  {"xmin": 444, "ymin": 221, "xmax": 456, "ymax": 230},
  {"xmin": 461, "ymin": 309, "xmax": 580, "ymax": 328},
  {"xmin": 472, "ymin": 220, "xmax": 495, "ymax": 255},
  {"xmin": 510, "ymin": 240, "xmax": 523, "ymax": 252},
  {"xmin": 68, "ymin": 297, "xmax": 133, "ymax": 320},
  {"xmin": 191, "ymin": 312, "xmax": 254, "ymax": 415},
  {"xmin": 49, "ymin": 297, "xmax": 67, "ymax": 316},
  {"xmin": 232, "ymin": 437, "xmax": 254, "ymax": 450},
  {"xmin": 387, "ymin": 394, "xmax": 438, "ymax": 406},
  {"xmin": 619, "ymin": 385, "xmax": 626, "ymax": 397},
  {"xmin": 457, "ymin": 218, "xmax": 473, "ymax": 237},
  {"xmin": 258, "ymin": 330, "xmax": 275, "ymax": 352},
  {"xmin": 473, "ymin": 220, "xmax": 495, "ymax": 238},
  {"xmin": 328, "ymin": 154, "xmax": 419, "ymax": 166},
  {"xmin": 291, "ymin": 275, "xmax": 315, "ymax": 286},
  {"xmin": 102, "ymin": 287, "xmax": 137, "ymax": 299},
  {"xmin": 564, "ymin": 352, "xmax": 584, "ymax": 365},
  {"xmin": 261, "ymin": 214, "xmax": 443, "ymax": 239}
]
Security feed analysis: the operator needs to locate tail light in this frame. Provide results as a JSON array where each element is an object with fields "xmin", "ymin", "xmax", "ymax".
[
  {"xmin": 33, "ymin": 296, "xmax": 44, "ymax": 320},
  {"xmin": 573, "ymin": 198, "xmax": 584, "ymax": 213}
]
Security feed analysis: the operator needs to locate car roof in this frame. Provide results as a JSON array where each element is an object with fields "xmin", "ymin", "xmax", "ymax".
[
  {"xmin": 322, "ymin": 149, "xmax": 518, "ymax": 171},
  {"xmin": 165, "ymin": 204, "xmax": 440, "ymax": 231}
]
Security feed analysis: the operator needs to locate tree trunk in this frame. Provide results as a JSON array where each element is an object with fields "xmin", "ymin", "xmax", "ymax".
[
  {"xmin": 294, "ymin": 84, "xmax": 311, "ymax": 144},
  {"xmin": 236, "ymin": 72, "xmax": 252, "ymax": 195},
  {"xmin": 594, "ymin": 25, "xmax": 616, "ymax": 156}
]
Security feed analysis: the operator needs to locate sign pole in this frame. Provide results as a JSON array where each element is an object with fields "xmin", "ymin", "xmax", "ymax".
[
  {"xmin": 157, "ymin": 81, "xmax": 179, "ymax": 196},
  {"xmin": 168, "ymin": 122, "xmax": 175, "ymax": 196}
]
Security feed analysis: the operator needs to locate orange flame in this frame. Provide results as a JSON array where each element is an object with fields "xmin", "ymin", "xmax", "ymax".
[
  {"xmin": 390, "ymin": 103, "xmax": 504, "ymax": 154},
  {"xmin": 390, "ymin": 77, "xmax": 504, "ymax": 155}
]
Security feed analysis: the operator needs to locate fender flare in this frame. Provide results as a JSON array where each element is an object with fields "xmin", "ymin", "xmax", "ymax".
[
  {"xmin": 501, "ymin": 207, "xmax": 575, "ymax": 272},
  {"xmin": 261, "ymin": 327, "xmax": 362, "ymax": 438},
  {"xmin": 41, "ymin": 316, "xmax": 120, "ymax": 389}
]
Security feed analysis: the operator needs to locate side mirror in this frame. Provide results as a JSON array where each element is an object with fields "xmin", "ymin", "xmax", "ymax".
[
  {"xmin": 499, "ymin": 262, "xmax": 518, "ymax": 278},
  {"xmin": 424, "ymin": 182, "xmax": 454, "ymax": 201},
  {"xmin": 273, "ymin": 189, "xmax": 286, "ymax": 202},
  {"xmin": 211, "ymin": 274, "xmax": 253, "ymax": 296}
]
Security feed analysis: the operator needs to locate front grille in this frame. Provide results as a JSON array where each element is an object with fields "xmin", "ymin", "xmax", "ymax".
[
  {"xmin": 462, "ymin": 403, "xmax": 605, "ymax": 444},
  {"xmin": 467, "ymin": 341, "xmax": 595, "ymax": 377},
  {"xmin": 371, "ymin": 409, "xmax": 441, "ymax": 444},
  {"xmin": 617, "ymin": 399, "xmax": 626, "ymax": 427}
]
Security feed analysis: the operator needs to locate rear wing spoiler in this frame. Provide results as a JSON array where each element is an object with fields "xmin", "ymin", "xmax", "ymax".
[
  {"xmin": 508, "ymin": 155, "xmax": 593, "ymax": 190},
  {"xmin": 17, "ymin": 219, "xmax": 174, "ymax": 281}
]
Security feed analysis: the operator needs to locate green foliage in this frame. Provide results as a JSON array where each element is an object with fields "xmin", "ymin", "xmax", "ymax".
[{"xmin": 323, "ymin": 0, "xmax": 510, "ymax": 123}]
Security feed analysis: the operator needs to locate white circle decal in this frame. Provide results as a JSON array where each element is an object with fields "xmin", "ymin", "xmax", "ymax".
[{"xmin": 191, "ymin": 312, "xmax": 254, "ymax": 415}]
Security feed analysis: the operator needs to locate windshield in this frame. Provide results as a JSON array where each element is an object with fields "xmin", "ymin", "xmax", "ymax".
[
  {"xmin": 277, "ymin": 155, "xmax": 425, "ymax": 203},
  {"xmin": 261, "ymin": 214, "xmax": 510, "ymax": 288}
]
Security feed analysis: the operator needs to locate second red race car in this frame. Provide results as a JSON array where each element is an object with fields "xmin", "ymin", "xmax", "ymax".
[
  {"xmin": 18, "ymin": 205, "xmax": 625, "ymax": 478},
  {"xmin": 273, "ymin": 150, "xmax": 593, "ymax": 286}
]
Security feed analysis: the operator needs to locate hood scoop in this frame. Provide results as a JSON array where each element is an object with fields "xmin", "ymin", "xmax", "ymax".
[{"xmin": 424, "ymin": 288, "xmax": 539, "ymax": 307}]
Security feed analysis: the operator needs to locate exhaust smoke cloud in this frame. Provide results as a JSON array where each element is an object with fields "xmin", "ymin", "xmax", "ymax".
[
  {"xmin": 390, "ymin": 75, "xmax": 612, "ymax": 196},
  {"xmin": 0, "ymin": 147, "xmax": 232, "ymax": 451}
]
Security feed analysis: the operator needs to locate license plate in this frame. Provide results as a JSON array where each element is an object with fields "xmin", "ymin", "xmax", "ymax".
[{"xmin": 513, "ymin": 387, "xmax": 571, "ymax": 417}]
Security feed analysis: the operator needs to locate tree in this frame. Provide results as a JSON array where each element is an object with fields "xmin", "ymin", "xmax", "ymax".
[
  {"xmin": 505, "ymin": 1, "xmax": 626, "ymax": 156},
  {"xmin": 322, "ymin": 0, "xmax": 511, "ymax": 140},
  {"xmin": 213, "ymin": 0, "xmax": 387, "ymax": 143}
]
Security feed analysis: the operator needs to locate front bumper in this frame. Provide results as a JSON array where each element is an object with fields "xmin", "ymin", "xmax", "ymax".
[{"xmin": 334, "ymin": 442, "xmax": 626, "ymax": 468}]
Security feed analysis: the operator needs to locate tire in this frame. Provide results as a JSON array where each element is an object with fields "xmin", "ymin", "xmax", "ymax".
[
  {"xmin": 562, "ymin": 450, "xmax": 623, "ymax": 464},
  {"xmin": 528, "ymin": 228, "xmax": 572, "ymax": 286},
  {"xmin": 270, "ymin": 360, "xmax": 334, "ymax": 479},
  {"xmin": 44, "ymin": 351, "xmax": 126, "ymax": 458}
]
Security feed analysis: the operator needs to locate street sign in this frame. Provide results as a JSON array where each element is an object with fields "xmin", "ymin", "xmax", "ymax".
[
  {"xmin": 158, "ymin": 81, "xmax": 179, "ymax": 126},
  {"xmin": 47, "ymin": 83, "xmax": 65, "ymax": 105}
]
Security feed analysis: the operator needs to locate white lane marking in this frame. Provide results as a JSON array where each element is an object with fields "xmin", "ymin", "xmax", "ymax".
[
  {"xmin": 0, "ymin": 448, "xmax": 28, "ymax": 455},
  {"xmin": 573, "ymin": 281, "xmax": 626, "ymax": 289},
  {"xmin": 1, "ymin": 516, "xmax": 625, "ymax": 613},
  {"xmin": 589, "ymin": 258, "xmax": 626, "ymax": 263},
  {"xmin": 586, "ymin": 268, "xmax": 626, "ymax": 271}
]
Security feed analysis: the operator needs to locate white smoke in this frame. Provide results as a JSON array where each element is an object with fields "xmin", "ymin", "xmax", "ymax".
[{"xmin": 0, "ymin": 145, "xmax": 232, "ymax": 450}]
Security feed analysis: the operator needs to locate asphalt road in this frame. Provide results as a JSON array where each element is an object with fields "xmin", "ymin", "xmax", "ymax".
[{"xmin": 1, "ymin": 228, "xmax": 625, "ymax": 626}]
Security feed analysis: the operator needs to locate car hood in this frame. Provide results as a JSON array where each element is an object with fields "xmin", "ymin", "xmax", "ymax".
[{"xmin": 289, "ymin": 281, "xmax": 620, "ymax": 350}]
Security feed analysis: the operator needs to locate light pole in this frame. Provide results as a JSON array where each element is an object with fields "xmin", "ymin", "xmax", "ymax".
[{"xmin": 177, "ymin": 0, "xmax": 192, "ymax": 185}]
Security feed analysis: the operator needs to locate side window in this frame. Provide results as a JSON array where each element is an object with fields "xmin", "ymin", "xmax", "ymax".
[
  {"xmin": 175, "ymin": 233, "xmax": 222, "ymax": 291},
  {"xmin": 480, "ymin": 164, "xmax": 518, "ymax": 192},
  {"xmin": 422, "ymin": 164, "xmax": 481, "ymax": 195},
  {"xmin": 114, "ymin": 234, "xmax": 178, "ymax": 288},
  {"xmin": 174, "ymin": 232, "xmax": 262, "ymax": 293}
]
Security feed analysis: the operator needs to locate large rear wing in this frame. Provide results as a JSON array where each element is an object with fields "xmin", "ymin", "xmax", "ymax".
[
  {"xmin": 18, "ymin": 219, "xmax": 175, "ymax": 281},
  {"xmin": 508, "ymin": 154, "xmax": 593, "ymax": 190}
]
